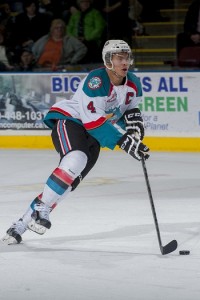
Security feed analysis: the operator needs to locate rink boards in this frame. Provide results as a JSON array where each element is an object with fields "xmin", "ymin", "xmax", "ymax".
[
  {"xmin": 0, "ymin": 71, "xmax": 199, "ymax": 151},
  {"xmin": 0, "ymin": 133, "xmax": 200, "ymax": 152}
]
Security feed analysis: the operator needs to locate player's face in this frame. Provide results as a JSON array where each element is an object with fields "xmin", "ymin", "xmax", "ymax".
[{"xmin": 112, "ymin": 52, "xmax": 131, "ymax": 77}]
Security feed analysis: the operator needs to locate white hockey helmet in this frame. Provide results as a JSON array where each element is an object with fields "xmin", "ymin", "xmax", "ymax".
[{"xmin": 102, "ymin": 40, "xmax": 133, "ymax": 67}]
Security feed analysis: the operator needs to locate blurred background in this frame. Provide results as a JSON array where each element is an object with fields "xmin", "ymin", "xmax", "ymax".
[{"xmin": 0, "ymin": 0, "xmax": 199, "ymax": 72}]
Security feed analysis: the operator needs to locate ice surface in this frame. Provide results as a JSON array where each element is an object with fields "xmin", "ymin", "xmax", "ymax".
[{"xmin": 0, "ymin": 149, "xmax": 200, "ymax": 300}]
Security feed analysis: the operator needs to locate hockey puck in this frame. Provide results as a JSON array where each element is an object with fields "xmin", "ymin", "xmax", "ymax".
[{"xmin": 179, "ymin": 250, "xmax": 190, "ymax": 255}]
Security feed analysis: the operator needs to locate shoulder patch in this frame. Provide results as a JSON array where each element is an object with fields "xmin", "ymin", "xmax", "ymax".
[{"xmin": 88, "ymin": 76, "xmax": 102, "ymax": 89}]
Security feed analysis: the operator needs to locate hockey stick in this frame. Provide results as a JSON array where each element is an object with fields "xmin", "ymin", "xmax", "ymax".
[{"xmin": 141, "ymin": 155, "xmax": 178, "ymax": 255}]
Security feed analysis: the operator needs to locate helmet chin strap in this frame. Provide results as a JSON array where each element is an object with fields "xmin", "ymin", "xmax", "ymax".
[
  {"xmin": 111, "ymin": 68, "xmax": 124, "ymax": 79},
  {"xmin": 106, "ymin": 62, "xmax": 124, "ymax": 79}
]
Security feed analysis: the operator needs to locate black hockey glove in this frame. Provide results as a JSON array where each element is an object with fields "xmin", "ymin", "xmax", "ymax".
[
  {"xmin": 124, "ymin": 108, "xmax": 144, "ymax": 140},
  {"xmin": 117, "ymin": 132, "xmax": 150, "ymax": 161}
]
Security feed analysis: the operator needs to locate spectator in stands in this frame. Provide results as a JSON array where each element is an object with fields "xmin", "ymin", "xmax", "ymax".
[
  {"xmin": 60, "ymin": 0, "xmax": 79, "ymax": 23},
  {"xmin": 14, "ymin": 47, "xmax": 36, "ymax": 71},
  {"xmin": 0, "ymin": 3, "xmax": 18, "ymax": 27},
  {"xmin": 38, "ymin": 0, "xmax": 62, "ymax": 19},
  {"xmin": 102, "ymin": 0, "xmax": 132, "ymax": 44},
  {"xmin": 0, "ymin": 24, "xmax": 13, "ymax": 70},
  {"xmin": 12, "ymin": 0, "xmax": 52, "ymax": 49},
  {"xmin": 32, "ymin": 18, "xmax": 88, "ymax": 70},
  {"xmin": 176, "ymin": 0, "xmax": 200, "ymax": 58},
  {"xmin": 0, "ymin": 3, "xmax": 17, "ymax": 60},
  {"xmin": 6, "ymin": 1, "xmax": 23, "ymax": 13},
  {"xmin": 128, "ymin": 0, "xmax": 143, "ymax": 23},
  {"xmin": 128, "ymin": 0, "xmax": 148, "ymax": 36},
  {"xmin": 67, "ymin": 0, "xmax": 106, "ymax": 63}
]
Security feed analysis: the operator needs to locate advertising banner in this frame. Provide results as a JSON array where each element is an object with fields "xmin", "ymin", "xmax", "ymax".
[
  {"xmin": 138, "ymin": 72, "xmax": 199, "ymax": 137},
  {"xmin": 0, "ymin": 72, "xmax": 199, "ymax": 137},
  {"xmin": 0, "ymin": 73, "xmax": 84, "ymax": 130}
]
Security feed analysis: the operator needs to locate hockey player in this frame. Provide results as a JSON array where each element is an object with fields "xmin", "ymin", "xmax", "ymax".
[{"xmin": 2, "ymin": 40, "xmax": 150, "ymax": 245}]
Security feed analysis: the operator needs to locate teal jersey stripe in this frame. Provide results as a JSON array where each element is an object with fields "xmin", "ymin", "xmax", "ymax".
[
  {"xmin": 88, "ymin": 120, "xmax": 123, "ymax": 150},
  {"xmin": 43, "ymin": 112, "xmax": 82, "ymax": 129}
]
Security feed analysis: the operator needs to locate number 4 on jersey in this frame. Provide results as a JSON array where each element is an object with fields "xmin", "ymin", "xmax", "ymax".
[{"xmin": 87, "ymin": 101, "xmax": 96, "ymax": 113}]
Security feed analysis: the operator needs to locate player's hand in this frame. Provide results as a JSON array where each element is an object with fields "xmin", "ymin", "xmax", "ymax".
[
  {"xmin": 117, "ymin": 133, "xmax": 150, "ymax": 161},
  {"xmin": 124, "ymin": 108, "xmax": 144, "ymax": 140}
]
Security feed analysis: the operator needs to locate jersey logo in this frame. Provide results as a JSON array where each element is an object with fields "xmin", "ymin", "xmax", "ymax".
[
  {"xmin": 88, "ymin": 77, "xmax": 102, "ymax": 89},
  {"xmin": 107, "ymin": 93, "xmax": 116, "ymax": 103}
]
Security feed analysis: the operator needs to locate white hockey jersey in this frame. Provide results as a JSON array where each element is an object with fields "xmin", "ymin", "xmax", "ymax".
[{"xmin": 44, "ymin": 67, "xmax": 143, "ymax": 149}]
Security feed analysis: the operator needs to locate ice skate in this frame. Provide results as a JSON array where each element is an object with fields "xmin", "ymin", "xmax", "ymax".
[
  {"xmin": 28, "ymin": 201, "xmax": 51, "ymax": 235},
  {"xmin": 2, "ymin": 219, "xmax": 27, "ymax": 245}
]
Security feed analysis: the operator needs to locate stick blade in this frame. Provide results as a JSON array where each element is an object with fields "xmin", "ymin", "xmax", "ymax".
[{"xmin": 161, "ymin": 240, "xmax": 178, "ymax": 255}]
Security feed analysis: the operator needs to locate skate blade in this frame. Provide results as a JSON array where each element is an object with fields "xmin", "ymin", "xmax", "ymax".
[
  {"xmin": 28, "ymin": 220, "xmax": 46, "ymax": 235},
  {"xmin": 1, "ymin": 234, "xmax": 19, "ymax": 245}
]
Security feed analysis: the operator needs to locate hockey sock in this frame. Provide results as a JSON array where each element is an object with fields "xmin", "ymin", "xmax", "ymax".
[
  {"xmin": 38, "ymin": 150, "xmax": 88, "ymax": 207},
  {"xmin": 41, "ymin": 168, "xmax": 74, "ymax": 206}
]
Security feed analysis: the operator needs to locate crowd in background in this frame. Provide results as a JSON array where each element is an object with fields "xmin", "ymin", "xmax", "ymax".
[{"xmin": 3, "ymin": 0, "xmax": 197, "ymax": 72}]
